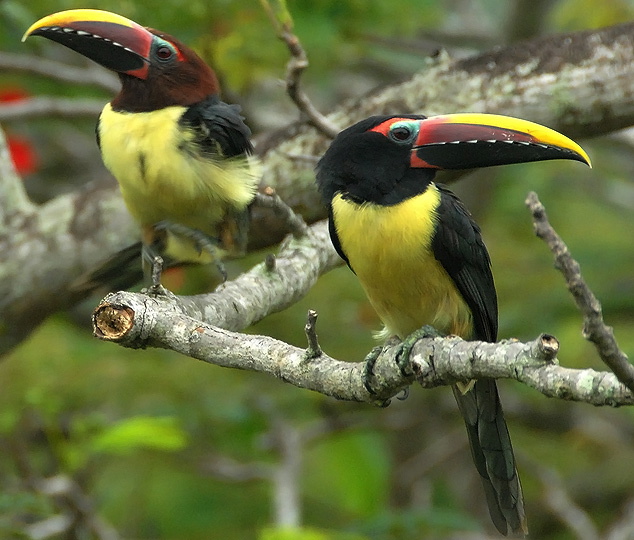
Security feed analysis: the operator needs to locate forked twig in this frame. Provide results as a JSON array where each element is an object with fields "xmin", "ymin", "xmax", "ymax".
[
  {"xmin": 526, "ymin": 191, "xmax": 634, "ymax": 393},
  {"xmin": 259, "ymin": 0, "xmax": 339, "ymax": 138}
]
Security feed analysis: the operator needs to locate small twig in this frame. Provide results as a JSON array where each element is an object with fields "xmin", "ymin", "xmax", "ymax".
[
  {"xmin": 255, "ymin": 397, "xmax": 303, "ymax": 528},
  {"xmin": 280, "ymin": 28, "xmax": 339, "ymax": 138},
  {"xmin": 259, "ymin": 0, "xmax": 339, "ymax": 139},
  {"xmin": 606, "ymin": 498, "xmax": 634, "ymax": 540},
  {"xmin": 271, "ymin": 419, "xmax": 302, "ymax": 527},
  {"xmin": 0, "ymin": 52, "xmax": 120, "ymax": 93},
  {"xmin": 9, "ymin": 432, "xmax": 120, "ymax": 540},
  {"xmin": 255, "ymin": 188, "xmax": 309, "ymax": 238},
  {"xmin": 200, "ymin": 454, "xmax": 271, "ymax": 482},
  {"xmin": 33, "ymin": 476, "xmax": 121, "ymax": 540},
  {"xmin": 526, "ymin": 191, "xmax": 634, "ymax": 394},
  {"xmin": 528, "ymin": 457, "xmax": 600, "ymax": 540},
  {"xmin": 264, "ymin": 253, "xmax": 277, "ymax": 271},
  {"xmin": 279, "ymin": 151, "xmax": 321, "ymax": 163},
  {"xmin": 0, "ymin": 97, "xmax": 105, "ymax": 121},
  {"xmin": 24, "ymin": 514, "xmax": 74, "ymax": 539},
  {"xmin": 304, "ymin": 309, "xmax": 321, "ymax": 359}
]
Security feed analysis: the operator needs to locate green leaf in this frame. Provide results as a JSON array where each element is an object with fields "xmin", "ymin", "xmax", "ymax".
[
  {"xmin": 260, "ymin": 526, "xmax": 368, "ymax": 540},
  {"xmin": 91, "ymin": 415, "xmax": 188, "ymax": 455}
]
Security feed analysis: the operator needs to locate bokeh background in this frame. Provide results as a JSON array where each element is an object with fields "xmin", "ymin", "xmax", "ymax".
[{"xmin": 1, "ymin": 1, "xmax": 634, "ymax": 538}]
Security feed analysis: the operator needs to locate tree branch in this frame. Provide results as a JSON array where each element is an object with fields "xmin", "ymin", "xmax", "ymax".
[
  {"xmin": 93, "ymin": 220, "xmax": 341, "ymax": 337},
  {"xmin": 253, "ymin": 189, "xmax": 309, "ymax": 238},
  {"xmin": 0, "ymin": 96, "xmax": 106, "ymax": 121},
  {"xmin": 91, "ymin": 288, "xmax": 634, "ymax": 406},
  {"xmin": 0, "ymin": 51, "xmax": 119, "ymax": 93},
  {"xmin": 529, "ymin": 459, "xmax": 600, "ymax": 540},
  {"xmin": 4, "ymin": 22, "xmax": 634, "ymax": 353},
  {"xmin": 0, "ymin": 124, "xmax": 33, "ymax": 215},
  {"xmin": 259, "ymin": 0, "xmax": 339, "ymax": 138},
  {"xmin": 526, "ymin": 191, "xmax": 634, "ymax": 393},
  {"xmin": 86, "ymin": 214, "xmax": 632, "ymax": 407},
  {"xmin": 27, "ymin": 475, "xmax": 121, "ymax": 540}
]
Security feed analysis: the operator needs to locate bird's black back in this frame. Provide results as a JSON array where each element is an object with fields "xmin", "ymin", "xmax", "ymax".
[{"xmin": 179, "ymin": 94, "xmax": 254, "ymax": 158}]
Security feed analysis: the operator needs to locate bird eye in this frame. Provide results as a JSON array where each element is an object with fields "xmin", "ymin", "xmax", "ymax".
[
  {"xmin": 156, "ymin": 46, "xmax": 173, "ymax": 60},
  {"xmin": 388, "ymin": 122, "xmax": 418, "ymax": 144},
  {"xmin": 391, "ymin": 126, "xmax": 411, "ymax": 140}
]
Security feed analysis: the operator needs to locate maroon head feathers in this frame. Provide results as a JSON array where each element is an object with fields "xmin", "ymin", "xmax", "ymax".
[{"xmin": 112, "ymin": 30, "xmax": 220, "ymax": 112}]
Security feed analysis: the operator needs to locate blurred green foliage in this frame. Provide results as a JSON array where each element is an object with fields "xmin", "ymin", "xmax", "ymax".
[{"xmin": 2, "ymin": 0, "xmax": 634, "ymax": 538}]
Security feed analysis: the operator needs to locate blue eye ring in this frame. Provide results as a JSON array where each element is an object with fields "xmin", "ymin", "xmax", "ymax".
[
  {"xmin": 152, "ymin": 37, "xmax": 177, "ymax": 63},
  {"xmin": 388, "ymin": 121, "xmax": 419, "ymax": 144}
]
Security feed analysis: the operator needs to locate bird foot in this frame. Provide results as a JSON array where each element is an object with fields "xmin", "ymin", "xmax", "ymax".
[
  {"xmin": 362, "ymin": 345, "xmax": 384, "ymax": 395},
  {"xmin": 154, "ymin": 221, "xmax": 228, "ymax": 281},
  {"xmin": 395, "ymin": 325, "xmax": 442, "ymax": 377},
  {"xmin": 140, "ymin": 254, "xmax": 173, "ymax": 296},
  {"xmin": 362, "ymin": 345, "xmax": 392, "ymax": 407},
  {"xmin": 150, "ymin": 254, "xmax": 164, "ymax": 289},
  {"xmin": 139, "ymin": 245, "xmax": 172, "ymax": 296}
]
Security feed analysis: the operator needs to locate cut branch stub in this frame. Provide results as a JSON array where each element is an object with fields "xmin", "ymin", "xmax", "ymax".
[
  {"xmin": 93, "ymin": 303, "xmax": 134, "ymax": 341},
  {"xmin": 537, "ymin": 333, "xmax": 560, "ymax": 361}
]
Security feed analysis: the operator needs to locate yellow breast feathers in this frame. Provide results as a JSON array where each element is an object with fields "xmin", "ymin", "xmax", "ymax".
[
  {"xmin": 331, "ymin": 185, "xmax": 472, "ymax": 339},
  {"xmin": 98, "ymin": 103, "xmax": 259, "ymax": 233}
]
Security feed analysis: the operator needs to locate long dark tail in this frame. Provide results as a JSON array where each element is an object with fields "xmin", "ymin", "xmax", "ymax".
[
  {"xmin": 452, "ymin": 379, "xmax": 527, "ymax": 537},
  {"xmin": 70, "ymin": 242, "xmax": 146, "ymax": 295}
]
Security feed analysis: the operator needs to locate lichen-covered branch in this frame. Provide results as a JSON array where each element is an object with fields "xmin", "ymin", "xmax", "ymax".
[
  {"xmin": 91, "ymin": 289, "xmax": 634, "ymax": 406},
  {"xmin": 526, "ymin": 191, "xmax": 634, "ymax": 394},
  {"xmin": 88, "ymin": 210, "xmax": 632, "ymax": 408},
  {"xmin": 93, "ymin": 220, "xmax": 341, "ymax": 339},
  {"xmin": 256, "ymin": 21, "xmax": 634, "ymax": 240},
  {"xmin": 0, "ymin": 124, "xmax": 138, "ymax": 352},
  {"xmin": 3, "ymin": 22, "xmax": 634, "ymax": 353}
]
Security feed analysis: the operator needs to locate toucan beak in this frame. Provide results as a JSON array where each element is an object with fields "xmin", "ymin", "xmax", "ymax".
[
  {"xmin": 23, "ymin": 9, "xmax": 154, "ymax": 79},
  {"xmin": 410, "ymin": 113, "xmax": 591, "ymax": 169}
]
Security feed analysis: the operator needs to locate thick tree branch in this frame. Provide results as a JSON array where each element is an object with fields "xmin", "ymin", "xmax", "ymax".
[
  {"xmin": 91, "ymin": 290, "xmax": 634, "ymax": 406},
  {"xmin": 0, "ymin": 125, "xmax": 33, "ymax": 215},
  {"xmin": 3, "ymin": 22, "xmax": 634, "ymax": 353},
  {"xmin": 256, "ymin": 21, "xmax": 634, "ymax": 238},
  {"xmin": 86, "ymin": 200, "xmax": 633, "ymax": 408},
  {"xmin": 0, "ymin": 125, "xmax": 137, "ymax": 353},
  {"xmin": 92, "ymin": 220, "xmax": 340, "ymax": 337},
  {"xmin": 526, "ymin": 191, "xmax": 634, "ymax": 393}
]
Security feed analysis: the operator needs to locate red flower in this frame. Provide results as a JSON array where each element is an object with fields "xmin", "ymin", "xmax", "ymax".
[{"xmin": 1, "ymin": 86, "xmax": 39, "ymax": 176}]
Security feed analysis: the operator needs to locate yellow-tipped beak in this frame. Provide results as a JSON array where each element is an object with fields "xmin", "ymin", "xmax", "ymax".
[
  {"xmin": 22, "ymin": 9, "xmax": 143, "ymax": 42},
  {"xmin": 22, "ymin": 9, "xmax": 154, "ymax": 79},
  {"xmin": 411, "ymin": 113, "xmax": 591, "ymax": 170}
]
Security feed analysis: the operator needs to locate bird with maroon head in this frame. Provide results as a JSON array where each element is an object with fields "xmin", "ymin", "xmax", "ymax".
[
  {"xmin": 316, "ymin": 112, "xmax": 591, "ymax": 536},
  {"xmin": 23, "ymin": 9, "xmax": 261, "ymax": 292}
]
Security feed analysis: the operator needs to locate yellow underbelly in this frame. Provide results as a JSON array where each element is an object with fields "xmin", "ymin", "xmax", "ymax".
[
  {"xmin": 98, "ymin": 103, "xmax": 259, "ymax": 234},
  {"xmin": 332, "ymin": 187, "xmax": 472, "ymax": 340}
]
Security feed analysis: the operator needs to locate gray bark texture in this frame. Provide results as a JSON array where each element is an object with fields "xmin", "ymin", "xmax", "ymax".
[{"xmin": 1, "ymin": 21, "xmax": 634, "ymax": 378}]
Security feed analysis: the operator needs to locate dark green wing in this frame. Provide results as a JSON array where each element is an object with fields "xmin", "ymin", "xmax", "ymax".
[
  {"xmin": 431, "ymin": 183, "xmax": 497, "ymax": 342},
  {"xmin": 180, "ymin": 94, "xmax": 254, "ymax": 158},
  {"xmin": 432, "ymin": 183, "xmax": 526, "ymax": 536},
  {"xmin": 326, "ymin": 207, "xmax": 352, "ymax": 272}
]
